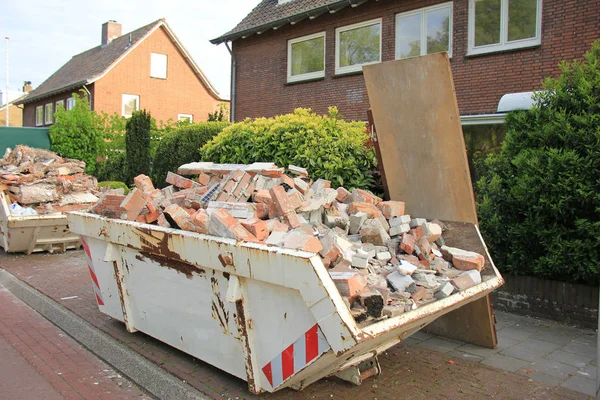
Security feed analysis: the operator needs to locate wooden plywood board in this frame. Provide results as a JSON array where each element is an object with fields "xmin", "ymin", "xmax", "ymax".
[
  {"xmin": 424, "ymin": 295, "xmax": 498, "ymax": 349},
  {"xmin": 363, "ymin": 53, "xmax": 477, "ymax": 224}
]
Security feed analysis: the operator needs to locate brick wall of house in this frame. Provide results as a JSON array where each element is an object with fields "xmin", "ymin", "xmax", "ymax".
[
  {"xmin": 94, "ymin": 26, "xmax": 224, "ymax": 123},
  {"xmin": 0, "ymin": 104, "xmax": 24, "ymax": 127},
  {"xmin": 22, "ymin": 87, "xmax": 94, "ymax": 128},
  {"xmin": 232, "ymin": 0, "xmax": 599, "ymax": 121}
]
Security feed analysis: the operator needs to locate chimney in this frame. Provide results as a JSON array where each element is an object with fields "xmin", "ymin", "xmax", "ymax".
[
  {"xmin": 23, "ymin": 81, "xmax": 33, "ymax": 93},
  {"xmin": 101, "ymin": 20, "xmax": 122, "ymax": 47}
]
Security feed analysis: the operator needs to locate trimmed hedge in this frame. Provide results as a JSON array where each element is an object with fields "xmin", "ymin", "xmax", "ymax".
[
  {"xmin": 199, "ymin": 108, "xmax": 377, "ymax": 190},
  {"xmin": 94, "ymin": 152, "xmax": 126, "ymax": 183},
  {"xmin": 98, "ymin": 181, "xmax": 130, "ymax": 194},
  {"xmin": 151, "ymin": 121, "xmax": 229, "ymax": 187},
  {"xmin": 477, "ymin": 40, "xmax": 600, "ymax": 285}
]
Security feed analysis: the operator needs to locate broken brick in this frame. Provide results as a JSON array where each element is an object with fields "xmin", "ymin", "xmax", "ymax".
[
  {"xmin": 377, "ymin": 201, "xmax": 405, "ymax": 219},
  {"xmin": 134, "ymin": 174, "xmax": 155, "ymax": 193}
]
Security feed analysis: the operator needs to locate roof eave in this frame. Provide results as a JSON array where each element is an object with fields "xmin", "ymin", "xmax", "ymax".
[
  {"xmin": 14, "ymin": 80, "xmax": 90, "ymax": 105},
  {"xmin": 210, "ymin": 0, "xmax": 369, "ymax": 45}
]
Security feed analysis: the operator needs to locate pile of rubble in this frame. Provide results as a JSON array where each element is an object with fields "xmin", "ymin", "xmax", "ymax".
[
  {"xmin": 91, "ymin": 162, "xmax": 486, "ymax": 324},
  {"xmin": 0, "ymin": 146, "xmax": 99, "ymax": 215}
]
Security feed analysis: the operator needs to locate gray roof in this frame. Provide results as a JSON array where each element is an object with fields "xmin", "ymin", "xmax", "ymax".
[
  {"xmin": 18, "ymin": 19, "xmax": 210, "ymax": 105},
  {"xmin": 211, "ymin": 0, "xmax": 370, "ymax": 44}
]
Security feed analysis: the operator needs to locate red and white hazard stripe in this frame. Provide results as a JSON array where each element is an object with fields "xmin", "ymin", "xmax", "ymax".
[
  {"xmin": 81, "ymin": 238, "xmax": 104, "ymax": 306},
  {"xmin": 262, "ymin": 324, "xmax": 329, "ymax": 388}
]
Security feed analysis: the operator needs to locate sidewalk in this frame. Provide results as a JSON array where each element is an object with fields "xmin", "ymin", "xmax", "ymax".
[
  {"xmin": 0, "ymin": 283, "xmax": 149, "ymax": 400},
  {"xmin": 0, "ymin": 249, "xmax": 596, "ymax": 399}
]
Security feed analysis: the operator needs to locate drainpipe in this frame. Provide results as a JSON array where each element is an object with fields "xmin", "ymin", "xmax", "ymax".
[
  {"xmin": 81, "ymin": 84, "xmax": 92, "ymax": 110},
  {"xmin": 224, "ymin": 40, "xmax": 236, "ymax": 122}
]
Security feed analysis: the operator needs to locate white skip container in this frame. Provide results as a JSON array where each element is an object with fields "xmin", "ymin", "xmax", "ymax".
[
  {"xmin": 0, "ymin": 192, "xmax": 81, "ymax": 254},
  {"xmin": 67, "ymin": 211, "xmax": 503, "ymax": 394}
]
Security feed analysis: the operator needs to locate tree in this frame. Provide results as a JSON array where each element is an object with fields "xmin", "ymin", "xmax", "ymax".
[
  {"xmin": 477, "ymin": 40, "xmax": 600, "ymax": 284},
  {"xmin": 49, "ymin": 91, "xmax": 104, "ymax": 173},
  {"xmin": 125, "ymin": 110, "xmax": 152, "ymax": 185},
  {"xmin": 208, "ymin": 103, "xmax": 229, "ymax": 122}
]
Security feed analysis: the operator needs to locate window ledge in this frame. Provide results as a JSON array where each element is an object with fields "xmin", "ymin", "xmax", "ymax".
[
  {"xmin": 285, "ymin": 76, "xmax": 325, "ymax": 86},
  {"xmin": 333, "ymin": 70, "xmax": 364, "ymax": 78},
  {"xmin": 466, "ymin": 42, "xmax": 541, "ymax": 58},
  {"xmin": 150, "ymin": 76, "xmax": 168, "ymax": 80}
]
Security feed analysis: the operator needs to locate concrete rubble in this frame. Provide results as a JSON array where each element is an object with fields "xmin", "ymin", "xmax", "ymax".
[
  {"xmin": 90, "ymin": 162, "xmax": 487, "ymax": 325},
  {"xmin": 0, "ymin": 146, "xmax": 99, "ymax": 215}
]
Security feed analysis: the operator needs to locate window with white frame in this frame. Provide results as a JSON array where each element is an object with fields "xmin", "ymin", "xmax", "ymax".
[
  {"xmin": 150, "ymin": 53, "xmax": 168, "ymax": 79},
  {"xmin": 335, "ymin": 19, "xmax": 382, "ymax": 75},
  {"xmin": 45, "ymin": 103, "xmax": 54, "ymax": 124},
  {"xmin": 468, "ymin": 0, "xmax": 541, "ymax": 55},
  {"xmin": 396, "ymin": 3, "xmax": 453, "ymax": 59},
  {"xmin": 66, "ymin": 97, "xmax": 75, "ymax": 110},
  {"xmin": 55, "ymin": 100, "xmax": 65, "ymax": 112},
  {"xmin": 122, "ymin": 94, "xmax": 140, "ymax": 117},
  {"xmin": 287, "ymin": 32, "xmax": 326, "ymax": 83},
  {"xmin": 35, "ymin": 106, "xmax": 43, "ymax": 126},
  {"xmin": 178, "ymin": 114, "xmax": 193, "ymax": 123}
]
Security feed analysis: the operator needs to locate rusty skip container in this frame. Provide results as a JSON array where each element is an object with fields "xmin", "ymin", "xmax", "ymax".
[
  {"xmin": 0, "ymin": 192, "xmax": 80, "ymax": 254},
  {"xmin": 67, "ymin": 212, "xmax": 503, "ymax": 393}
]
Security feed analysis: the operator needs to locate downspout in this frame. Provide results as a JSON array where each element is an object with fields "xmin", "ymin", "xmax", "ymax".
[
  {"xmin": 224, "ymin": 40, "xmax": 236, "ymax": 122},
  {"xmin": 81, "ymin": 84, "xmax": 92, "ymax": 110}
]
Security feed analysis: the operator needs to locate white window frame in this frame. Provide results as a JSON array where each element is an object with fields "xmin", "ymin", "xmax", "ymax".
[
  {"xmin": 150, "ymin": 53, "xmax": 168, "ymax": 79},
  {"xmin": 55, "ymin": 100, "xmax": 65, "ymax": 112},
  {"xmin": 178, "ymin": 114, "xmax": 193, "ymax": 122},
  {"xmin": 395, "ymin": 2, "xmax": 453, "ymax": 59},
  {"xmin": 35, "ymin": 106, "xmax": 43, "ymax": 127},
  {"xmin": 335, "ymin": 18, "xmax": 382, "ymax": 75},
  {"xmin": 287, "ymin": 32, "xmax": 326, "ymax": 83},
  {"xmin": 44, "ymin": 103, "xmax": 53, "ymax": 125},
  {"xmin": 122, "ymin": 94, "xmax": 140, "ymax": 118},
  {"xmin": 468, "ymin": 0, "xmax": 542, "ymax": 56},
  {"xmin": 66, "ymin": 97, "xmax": 75, "ymax": 110}
]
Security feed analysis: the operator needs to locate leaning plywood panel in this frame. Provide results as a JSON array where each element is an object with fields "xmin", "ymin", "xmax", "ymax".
[
  {"xmin": 363, "ymin": 53, "xmax": 477, "ymax": 225},
  {"xmin": 363, "ymin": 53, "xmax": 500, "ymax": 348}
]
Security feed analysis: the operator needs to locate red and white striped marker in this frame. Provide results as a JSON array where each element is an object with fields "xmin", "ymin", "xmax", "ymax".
[
  {"xmin": 81, "ymin": 238, "xmax": 104, "ymax": 306},
  {"xmin": 262, "ymin": 324, "xmax": 329, "ymax": 388}
]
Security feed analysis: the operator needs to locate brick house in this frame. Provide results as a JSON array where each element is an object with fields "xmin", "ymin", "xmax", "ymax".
[
  {"xmin": 18, "ymin": 19, "xmax": 227, "ymax": 127},
  {"xmin": 212, "ymin": 0, "xmax": 599, "ymax": 125}
]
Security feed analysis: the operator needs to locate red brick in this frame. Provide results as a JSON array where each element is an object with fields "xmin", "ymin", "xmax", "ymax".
[
  {"xmin": 400, "ymin": 233, "xmax": 417, "ymax": 254},
  {"xmin": 269, "ymin": 186, "xmax": 294, "ymax": 216},
  {"xmin": 378, "ymin": 201, "xmax": 406, "ymax": 219},
  {"xmin": 134, "ymin": 174, "xmax": 154, "ymax": 193}
]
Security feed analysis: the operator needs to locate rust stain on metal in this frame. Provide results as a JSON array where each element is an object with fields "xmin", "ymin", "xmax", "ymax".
[
  {"xmin": 236, "ymin": 299, "xmax": 256, "ymax": 393},
  {"xmin": 223, "ymin": 271, "xmax": 230, "ymax": 280},
  {"xmin": 211, "ymin": 277, "xmax": 230, "ymax": 334},
  {"xmin": 112, "ymin": 260, "xmax": 132, "ymax": 331},
  {"xmin": 138, "ymin": 251, "xmax": 205, "ymax": 279}
]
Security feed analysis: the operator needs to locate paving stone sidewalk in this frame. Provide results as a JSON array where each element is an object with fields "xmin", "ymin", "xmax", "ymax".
[
  {"xmin": 0, "ymin": 282, "xmax": 150, "ymax": 400},
  {"xmin": 0, "ymin": 249, "xmax": 596, "ymax": 400}
]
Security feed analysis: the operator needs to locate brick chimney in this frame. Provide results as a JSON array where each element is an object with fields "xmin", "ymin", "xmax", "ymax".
[
  {"xmin": 23, "ymin": 81, "xmax": 33, "ymax": 93},
  {"xmin": 101, "ymin": 21, "xmax": 122, "ymax": 47}
]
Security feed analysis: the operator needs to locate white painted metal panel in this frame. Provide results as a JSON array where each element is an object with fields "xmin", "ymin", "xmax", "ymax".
[{"xmin": 67, "ymin": 212, "xmax": 503, "ymax": 394}]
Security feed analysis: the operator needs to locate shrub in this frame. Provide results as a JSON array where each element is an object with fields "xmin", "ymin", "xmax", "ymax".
[
  {"xmin": 98, "ymin": 181, "xmax": 130, "ymax": 194},
  {"xmin": 50, "ymin": 91, "xmax": 104, "ymax": 173},
  {"xmin": 94, "ymin": 152, "xmax": 127, "ymax": 183},
  {"xmin": 477, "ymin": 40, "xmax": 600, "ymax": 285},
  {"xmin": 151, "ymin": 121, "xmax": 229, "ymax": 187},
  {"xmin": 125, "ymin": 110, "xmax": 152, "ymax": 185},
  {"xmin": 200, "ymin": 108, "xmax": 377, "ymax": 190}
]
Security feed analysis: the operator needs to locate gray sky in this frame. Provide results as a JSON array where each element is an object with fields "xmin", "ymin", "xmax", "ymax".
[{"xmin": 0, "ymin": 0, "xmax": 259, "ymax": 100}]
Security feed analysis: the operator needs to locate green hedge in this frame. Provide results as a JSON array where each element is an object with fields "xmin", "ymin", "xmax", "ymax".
[
  {"xmin": 151, "ymin": 121, "xmax": 229, "ymax": 187},
  {"xmin": 199, "ymin": 108, "xmax": 377, "ymax": 190},
  {"xmin": 98, "ymin": 181, "xmax": 130, "ymax": 194},
  {"xmin": 477, "ymin": 40, "xmax": 600, "ymax": 285},
  {"xmin": 94, "ymin": 152, "xmax": 127, "ymax": 183}
]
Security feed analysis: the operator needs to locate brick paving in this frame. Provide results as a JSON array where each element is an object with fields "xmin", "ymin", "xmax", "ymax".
[
  {"xmin": 0, "ymin": 249, "xmax": 594, "ymax": 400},
  {"xmin": 0, "ymin": 282, "xmax": 149, "ymax": 400}
]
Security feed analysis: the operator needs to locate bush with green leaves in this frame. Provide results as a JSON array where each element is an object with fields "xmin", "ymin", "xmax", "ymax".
[
  {"xmin": 94, "ymin": 151, "xmax": 127, "ymax": 183},
  {"xmin": 151, "ymin": 121, "xmax": 229, "ymax": 187},
  {"xmin": 125, "ymin": 110, "xmax": 152, "ymax": 185},
  {"xmin": 98, "ymin": 181, "xmax": 130, "ymax": 194},
  {"xmin": 200, "ymin": 108, "xmax": 377, "ymax": 190},
  {"xmin": 477, "ymin": 40, "xmax": 600, "ymax": 285},
  {"xmin": 50, "ymin": 91, "xmax": 104, "ymax": 173}
]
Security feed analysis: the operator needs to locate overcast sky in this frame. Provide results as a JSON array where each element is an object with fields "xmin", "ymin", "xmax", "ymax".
[{"xmin": 0, "ymin": 0, "xmax": 259, "ymax": 100}]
